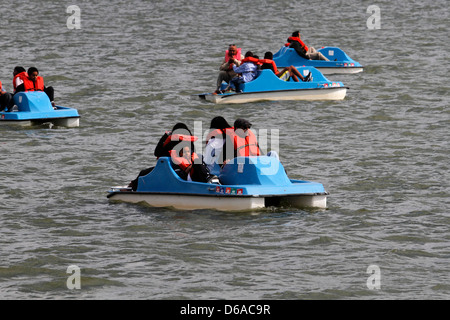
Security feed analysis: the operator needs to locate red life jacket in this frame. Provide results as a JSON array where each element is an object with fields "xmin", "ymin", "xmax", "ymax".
[
  {"xmin": 162, "ymin": 133, "xmax": 198, "ymax": 148},
  {"xmin": 23, "ymin": 76, "xmax": 45, "ymax": 92},
  {"xmin": 240, "ymin": 56, "xmax": 260, "ymax": 65},
  {"xmin": 233, "ymin": 129, "xmax": 261, "ymax": 157},
  {"xmin": 260, "ymin": 59, "xmax": 279, "ymax": 74},
  {"xmin": 13, "ymin": 71, "xmax": 28, "ymax": 90},
  {"xmin": 206, "ymin": 127, "xmax": 233, "ymax": 144},
  {"xmin": 241, "ymin": 57, "xmax": 277, "ymax": 72},
  {"xmin": 169, "ymin": 149, "xmax": 200, "ymax": 176},
  {"xmin": 285, "ymin": 36, "xmax": 309, "ymax": 52}
]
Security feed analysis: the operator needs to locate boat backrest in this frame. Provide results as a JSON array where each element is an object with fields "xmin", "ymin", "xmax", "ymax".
[
  {"xmin": 273, "ymin": 46, "xmax": 356, "ymax": 66},
  {"xmin": 13, "ymin": 92, "xmax": 54, "ymax": 112},
  {"xmin": 219, "ymin": 156, "xmax": 291, "ymax": 186},
  {"xmin": 272, "ymin": 46, "xmax": 289, "ymax": 59},
  {"xmin": 137, "ymin": 157, "xmax": 183, "ymax": 192},
  {"xmin": 297, "ymin": 66, "xmax": 328, "ymax": 82},
  {"xmin": 317, "ymin": 46, "xmax": 353, "ymax": 61},
  {"xmin": 272, "ymin": 47, "xmax": 307, "ymax": 66}
]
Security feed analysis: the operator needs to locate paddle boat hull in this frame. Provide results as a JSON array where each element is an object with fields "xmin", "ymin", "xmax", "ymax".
[
  {"xmin": 198, "ymin": 67, "xmax": 347, "ymax": 104},
  {"xmin": 273, "ymin": 46, "xmax": 363, "ymax": 75},
  {"xmin": 107, "ymin": 156, "xmax": 328, "ymax": 211},
  {"xmin": 0, "ymin": 92, "xmax": 80, "ymax": 127}
]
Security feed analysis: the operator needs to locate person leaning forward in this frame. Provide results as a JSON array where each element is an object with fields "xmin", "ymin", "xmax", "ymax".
[{"xmin": 215, "ymin": 44, "xmax": 244, "ymax": 93}]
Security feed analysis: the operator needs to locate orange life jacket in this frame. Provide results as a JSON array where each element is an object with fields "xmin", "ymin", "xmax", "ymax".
[
  {"xmin": 285, "ymin": 36, "xmax": 309, "ymax": 52},
  {"xmin": 240, "ymin": 56, "xmax": 261, "ymax": 65},
  {"xmin": 23, "ymin": 76, "xmax": 45, "ymax": 92},
  {"xmin": 206, "ymin": 127, "xmax": 234, "ymax": 144},
  {"xmin": 169, "ymin": 149, "xmax": 200, "ymax": 176},
  {"xmin": 260, "ymin": 59, "xmax": 279, "ymax": 74},
  {"xmin": 13, "ymin": 71, "xmax": 28, "ymax": 90},
  {"xmin": 162, "ymin": 133, "xmax": 198, "ymax": 148},
  {"xmin": 241, "ymin": 57, "xmax": 277, "ymax": 72},
  {"xmin": 233, "ymin": 129, "xmax": 261, "ymax": 157}
]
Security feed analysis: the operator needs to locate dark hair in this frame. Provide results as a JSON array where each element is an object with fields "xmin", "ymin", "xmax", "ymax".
[
  {"xmin": 171, "ymin": 122, "xmax": 188, "ymax": 131},
  {"xmin": 14, "ymin": 66, "xmax": 26, "ymax": 73},
  {"xmin": 234, "ymin": 118, "xmax": 252, "ymax": 130},
  {"xmin": 264, "ymin": 52, "xmax": 273, "ymax": 59},
  {"xmin": 244, "ymin": 51, "xmax": 254, "ymax": 58},
  {"xmin": 210, "ymin": 116, "xmax": 231, "ymax": 130},
  {"xmin": 171, "ymin": 122, "xmax": 194, "ymax": 151},
  {"xmin": 27, "ymin": 67, "xmax": 39, "ymax": 75},
  {"xmin": 292, "ymin": 31, "xmax": 300, "ymax": 37}
]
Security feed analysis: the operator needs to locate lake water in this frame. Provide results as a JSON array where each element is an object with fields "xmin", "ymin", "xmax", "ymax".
[{"xmin": 0, "ymin": 0, "xmax": 449, "ymax": 300}]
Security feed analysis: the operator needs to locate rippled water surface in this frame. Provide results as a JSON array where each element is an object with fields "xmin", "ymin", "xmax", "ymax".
[{"xmin": 0, "ymin": 0, "xmax": 449, "ymax": 299}]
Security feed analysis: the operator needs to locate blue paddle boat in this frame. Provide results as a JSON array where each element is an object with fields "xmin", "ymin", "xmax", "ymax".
[
  {"xmin": 273, "ymin": 46, "xmax": 363, "ymax": 75},
  {"xmin": 0, "ymin": 91, "xmax": 80, "ymax": 127},
  {"xmin": 198, "ymin": 67, "xmax": 347, "ymax": 104},
  {"xmin": 107, "ymin": 156, "xmax": 328, "ymax": 211}
]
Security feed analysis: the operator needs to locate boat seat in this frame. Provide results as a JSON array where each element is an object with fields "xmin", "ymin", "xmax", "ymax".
[
  {"xmin": 219, "ymin": 156, "xmax": 291, "ymax": 186},
  {"xmin": 13, "ymin": 92, "xmax": 54, "ymax": 112},
  {"xmin": 317, "ymin": 47, "xmax": 352, "ymax": 61}
]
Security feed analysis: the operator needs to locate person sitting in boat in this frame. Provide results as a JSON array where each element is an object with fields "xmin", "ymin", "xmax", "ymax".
[
  {"xmin": 154, "ymin": 122, "xmax": 198, "ymax": 158},
  {"xmin": 215, "ymin": 44, "xmax": 245, "ymax": 94},
  {"xmin": 15, "ymin": 67, "xmax": 56, "ymax": 107},
  {"xmin": 286, "ymin": 31, "xmax": 329, "ymax": 61},
  {"xmin": 220, "ymin": 118, "xmax": 261, "ymax": 166},
  {"xmin": 128, "ymin": 123, "xmax": 196, "ymax": 190},
  {"xmin": 221, "ymin": 118, "xmax": 279, "ymax": 166},
  {"xmin": 128, "ymin": 123, "xmax": 212, "ymax": 189},
  {"xmin": 261, "ymin": 51, "xmax": 312, "ymax": 82},
  {"xmin": 226, "ymin": 51, "xmax": 258, "ymax": 93},
  {"xmin": 0, "ymin": 80, "xmax": 14, "ymax": 112},
  {"xmin": 170, "ymin": 145, "xmax": 211, "ymax": 182},
  {"xmin": 12, "ymin": 66, "xmax": 27, "ymax": 94},
  {"xmin": 204, "ymin": 116, "xmax": 234, "ymax": 171}
]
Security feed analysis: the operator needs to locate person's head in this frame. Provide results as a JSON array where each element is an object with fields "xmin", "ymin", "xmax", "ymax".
[
  {"xmin": 171, "ymin": 122, "xmax": 195, "ymax": 152},
  {"xmin": 13, "ymin": 66, "xmax": 25, "ymax": 76},
  {"xmin": 292, "ymin": 31, "xmax": 300, "ymax": 37},
  {"xmin": 171, "ymin": 122, "xmax": 192, "ymax": 135},
  {"xmin": 264, "ymin": 52, "xmax": 273, "ymax": 59},
  {"xmin": 210, "ymin": 116, "xmax": 231, "ymax": 130},
  {"xmin": 27, "ymin": 67, "xmax": 39, "ymax": 81},
  {"xmin": 228, "ymin": 44, "xmax": 238, "ymax": 57},
  {"xmin": 234, "ymin": 118, "xmax": 252, "ymax": 137},
  {"xmin": 244, "ymin": 51, "xmax": 254, "ymax": 58},
  {"xmin": 180, "ymin": 145, "xmax": 191, "ymax": 159}
]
